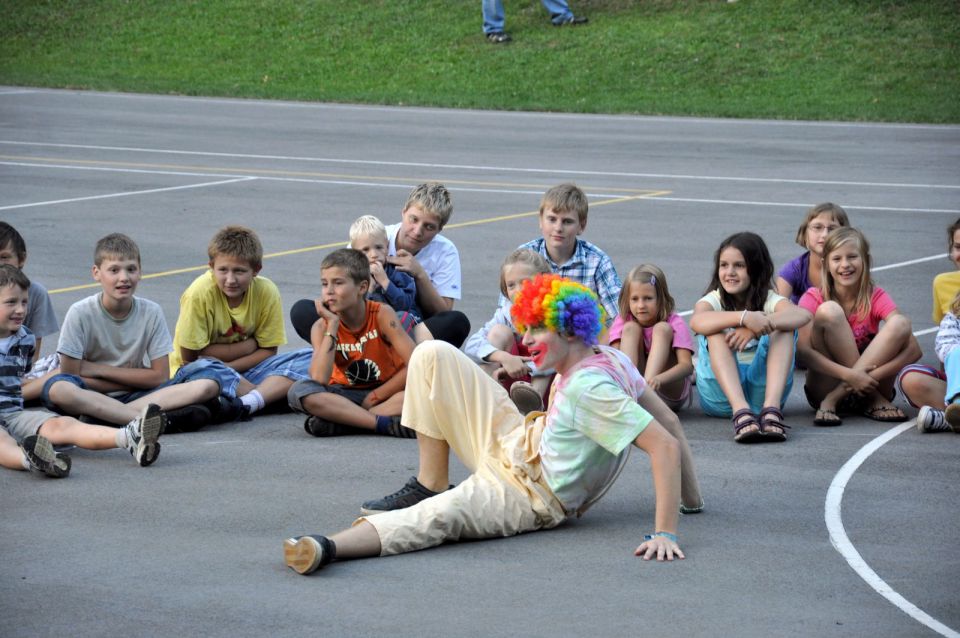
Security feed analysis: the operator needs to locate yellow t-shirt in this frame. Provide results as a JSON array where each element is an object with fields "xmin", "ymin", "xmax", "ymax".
[
  {"xmin": 932, "ymin": 271, "xmax": 960, "ymax": 324},
  {"xmin": 170, "ymin": 271, "xmax": 286, "ymax": 374}
]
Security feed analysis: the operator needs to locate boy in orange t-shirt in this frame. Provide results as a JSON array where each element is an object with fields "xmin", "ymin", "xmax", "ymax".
[{"xmin": 288, "ymin": 249, "xmax": 417, "ymax": 438}]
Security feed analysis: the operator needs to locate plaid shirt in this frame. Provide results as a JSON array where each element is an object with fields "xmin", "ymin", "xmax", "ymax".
[
  {"xmin": 511, "ymin": 237, "xmax": 622, "ymax": 325},
  {"xmin": 0, "ymin": 326, "xmax": 35, "ymax": 415}
]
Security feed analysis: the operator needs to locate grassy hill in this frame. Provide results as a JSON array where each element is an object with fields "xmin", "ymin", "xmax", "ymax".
[{"xmin": 1, "ymin": 0, "xmax": 957, "ymax": 122}]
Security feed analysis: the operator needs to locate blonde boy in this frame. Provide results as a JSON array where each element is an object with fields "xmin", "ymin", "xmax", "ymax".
[
  {"xmin": 287, "ymin": 249, "xmax": 416, "ymax": 437},
  {"xmin": 349, "ymin": 215, "xmax": 418, "ymax": 319},
  {"xmin": 42, "ymin": 234, "xmax": 221, "ymax": 431},
  {"xmin": 0, "ymin": 265, "xmax": 163, "ymax": 469},
  {"xmin": 172, "ymin": 226, "xmax": 312, "ymax": 417},
  {"xmin": 516, "ymin": 183, "xmax": 621, "ymax": 324}
]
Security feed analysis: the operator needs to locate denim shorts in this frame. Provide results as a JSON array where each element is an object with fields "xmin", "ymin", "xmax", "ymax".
[
  {"xmin": 243, "ymin": 348, "xmax": 313, "ymax": 385},
  {"xmin": 287, "ymin": 379, "xmax": 373, "ymax": 413}
]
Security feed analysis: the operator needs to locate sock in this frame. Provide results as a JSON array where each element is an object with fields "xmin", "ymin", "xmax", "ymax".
[
  {"xmin": 319, "ymin": 536, "xmax": 337, "ymax": 565},
  {"xmin": 20, "ymin": 453, "xmax": 31, "ymax": 470},
  {"xmin": 115, "ymin": 426, "xmax": 130, "ymax": 450},
  {"xmin": 240, "ymin": 390, "xmax": 265, "ymax": 414},
  {"xmin": 374, "ymin": 415, "xmax": 393, "ymax": 435}
]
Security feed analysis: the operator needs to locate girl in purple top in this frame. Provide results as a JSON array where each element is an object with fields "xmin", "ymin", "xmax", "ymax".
[
  {"xmin": 609, "ymin": 264, "xmax": 694, "ymax": 411},
  {"xmin": 776, "ymin": 203, "xmax": 850, "ymax": 304},
  {"xmin": 797, "ymin": 228, "xmax": 921, "ymax": 425}
]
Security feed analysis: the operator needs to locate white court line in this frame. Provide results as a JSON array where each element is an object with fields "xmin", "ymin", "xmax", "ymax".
[
  {"xmin": 913, "ymin": 327, "xmax": 938, "ymax": 337},
  {"xmin": 0, "ymin": 176, "xmax": 257, "ymax": 211},
  {"xmin": 2, "ymin": 160, "xmax": 957, "ymax": 214},
  {"xmin": 1, "ymin": 140, "xmax": 958, "ymax": 190},
  {"xmin": 874, "ymin": 254, "xmax": 948, "ymax": 271},
  {"xmin": 826, "ymin": 421, "xmax": 960, "ymax": 638},
  {"xmin": 0, "ymin": 90, "xmax": 36, "ymax": 96},
  {"xmin": 13, "ymin": 89, "xmax": 959, "ymax": 131}
]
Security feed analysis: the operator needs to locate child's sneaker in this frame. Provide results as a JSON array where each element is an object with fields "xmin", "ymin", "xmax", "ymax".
[
  {"xmin": 126, "ymin": 404, "xmax": 166, "ymax": 466},
  {"xmin": 917, "ymin": 406, "xmax": 950, "ymax": 433},
  {"xmin": 360, "ymin": 476, "xmax": 448, "ymax": 515},
  {"xmin": 164, "ymin": 403, "xmax": 212, "ymax": 433},
  {"xmin": 945, "ymin": 401, "xmax": 960, "ymax": 433},
  {"xmin": 20, "ymin": 435, "xmax": 71, "ymax": 478},
  {"xmin": 383, "ymin": 416, "xmax": 416, "ymax": 439},
  {"xmin": 509, "ymin": 381, "xmax": 544, "ymax": 415},
  {"xmin": 283, "ymin": 535, "xmax": 336, "ymax": 575},
  {"xmin": 303, "ymin": 415, "xmax": 346, "ymax": 437}
]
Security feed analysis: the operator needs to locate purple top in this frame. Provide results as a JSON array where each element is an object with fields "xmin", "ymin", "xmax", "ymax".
[{"xmin": 778, "ymin": 252, "xmax": 811, "ymax": 305}]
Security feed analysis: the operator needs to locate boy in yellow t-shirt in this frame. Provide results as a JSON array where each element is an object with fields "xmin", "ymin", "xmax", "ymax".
[{"xmin": 172, "ymin": 226, "xmax": 312, "ymax": 419}]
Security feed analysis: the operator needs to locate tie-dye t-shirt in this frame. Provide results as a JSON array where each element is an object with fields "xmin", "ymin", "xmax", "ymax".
[{"xmin": 539, "ymin": 346, "xmax": 652, "ymax": 515}]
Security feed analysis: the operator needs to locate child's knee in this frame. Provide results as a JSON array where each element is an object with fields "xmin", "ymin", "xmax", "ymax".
[
  {"xmin": 486, "ymin": 324, "xmax": 514, "ymax": 348},
  {"xmin": 882, "ymin": 313, "xmax": 912, "ymax": 338},
  {"xmin": 652, "ymin": 321, "xmax": 674, "ymax": 341},
  {"xmin": 814, "ymin": 301, "xmax": 846, "ymax": 326},
  {"xmin": 37, "ymin": 416, "xmax": 68, "ymax": 438}
]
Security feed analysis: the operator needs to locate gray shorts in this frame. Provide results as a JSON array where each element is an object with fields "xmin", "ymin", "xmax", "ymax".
[
  {"xmin": 0, "ymin": 408, "xmax": 59, "ymax": 441},
  {"xmin": 287, "ymin": 379, "xmax": 372, "ymax": 413}
]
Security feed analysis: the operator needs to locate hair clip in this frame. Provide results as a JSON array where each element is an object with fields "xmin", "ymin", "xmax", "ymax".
[{"xmin": 649, "ymin": 275, "xmax": 657, "ymax": 287}]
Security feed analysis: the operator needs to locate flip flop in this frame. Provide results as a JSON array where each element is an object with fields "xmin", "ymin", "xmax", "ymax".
[
  {"xmin": 813, "ymin": 408, "xmax": 842, "ymax": 427},
  {"xmin": 862, "ymin": 404, "xmax": 907, "ymax": 422}
]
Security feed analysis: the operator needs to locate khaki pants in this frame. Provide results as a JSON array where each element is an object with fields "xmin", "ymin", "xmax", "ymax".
[{"xmin": 359, "ymin": 341, "xmax": 567, "ymax": 556}]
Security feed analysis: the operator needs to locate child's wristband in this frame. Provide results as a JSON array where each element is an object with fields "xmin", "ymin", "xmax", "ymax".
[
  {"xmin": 739, "ymin": 310, "xmax": 747, "ymax": 327},
  {"xmin": 643, "ymin": 531, "xmax": 678, "ymax": 544}
]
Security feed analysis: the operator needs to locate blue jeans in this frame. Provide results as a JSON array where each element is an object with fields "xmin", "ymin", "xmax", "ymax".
[
  {"xmin": 482, "ymin": 0, "xmax": 573, "ymax": 33},
  {"xmin": 944, "ymin": 348, "xmax": 960, "ymax": 404}
]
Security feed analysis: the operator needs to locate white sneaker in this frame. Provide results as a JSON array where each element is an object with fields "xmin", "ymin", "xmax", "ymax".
[
  {"xmin": 917, "ymin": 406, "xmax": 950, "ymax": 433},
  {"xmin": 126, "ymin": 404, "xmax": 166, "ymax": 466}
]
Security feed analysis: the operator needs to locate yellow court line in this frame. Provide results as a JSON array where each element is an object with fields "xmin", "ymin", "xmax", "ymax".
[
  {"xmin": 0, "ymin": 154, "xmax": 658, "ymax": 194},
  {"xmin": 45, "ymin": 193, "xmax": 671, "ymax": 295}
]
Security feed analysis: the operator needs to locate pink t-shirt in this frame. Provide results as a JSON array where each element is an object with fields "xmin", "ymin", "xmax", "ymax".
[
  {"xmin": 798, "ymin": 286, "xmax": 897, "ymax": 350},
  {"xmin": 607, "ymin": 312, "xmax": 695, "ymax": 354}
]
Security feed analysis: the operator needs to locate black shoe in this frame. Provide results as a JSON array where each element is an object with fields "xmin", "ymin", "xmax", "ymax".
[
  {"xmin": 204, "ymin": 395, "xmax": 250, "ymax": 424},
  {"xmin": 553, "ymin": 15, "xmax": 587, "ymax": 26},
  {"xmin": 283, "ymin": 535, "xmax": 335, "ymax": 575},
  {"xmin": 360, "ymin": 476, "xmax": 447, "ymax": 515},
  {"xmin": 164, "ymin": 404, "xmax": 212, "ymax": 433},
  {"xmin": 382, "ymin": 416, "xmax": 417, "ymax": 439},
  {"xmin": 20, "ymin": 435, "xmax": 71, "ymax": 478},
  {"xmin": 485, "ymin": 31, "xmax": 511, "ymax": 43},
  {"xmin": 304, "ymin": 415, "xmax": 346, "ymax": 437}
]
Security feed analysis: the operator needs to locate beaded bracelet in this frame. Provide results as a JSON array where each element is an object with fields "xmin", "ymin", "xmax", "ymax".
[{"xmin": 643, "ymin": 531, "xmax": 678, "ymax": 543}]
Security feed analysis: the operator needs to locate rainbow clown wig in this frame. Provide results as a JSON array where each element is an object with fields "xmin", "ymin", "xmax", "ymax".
[{"xmin": 511, "ymin": 274, "xmax": 606, "ymax": 345}]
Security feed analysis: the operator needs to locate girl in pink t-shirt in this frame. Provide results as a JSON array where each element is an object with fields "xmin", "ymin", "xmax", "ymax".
[
  {"xmin": 609, "ymin": 264, "xmax": 694, "ymax": 411},
  {"xmin": 798, "ymin": 227, "xmax": 921, "ymax": 425}
]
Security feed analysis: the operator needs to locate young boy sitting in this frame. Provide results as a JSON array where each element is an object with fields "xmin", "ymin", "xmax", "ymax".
[
  {"xmin": 287, "ymin": 248, "xmax": 417, "ymax": 438},
  {"xmin": 515, "ymin": 183, "xmax": 622, "ymax": 325},
  {"xmin": 0, "ymin": 222, "xmax": 60, "ymax": 402},
  {"xmin": 0, "ymin": 265, "xmax": 164, "ymax": 470},
  {"xmin": 283, "ymin": 275, "xmax": 692, "ymax": 575},
  {"xmin": 348, "ymin": 215, "xmax": 419, "ymax": 320},
  {"xmin": 42, "ymin": 234, "xmax": 225, "ymax": 432},
  {"xmin": 172, "ymin": 226, "xmax": 313, "ymax": 419}
]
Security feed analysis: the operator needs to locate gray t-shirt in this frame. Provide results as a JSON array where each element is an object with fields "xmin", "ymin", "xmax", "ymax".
[
  {"xmin": 26, "ymin": 280, "xmax": 59, "ymax": 339},
  {"xmin": 57, "ymin": 294, "xmax": 172, "ymax": 368}
]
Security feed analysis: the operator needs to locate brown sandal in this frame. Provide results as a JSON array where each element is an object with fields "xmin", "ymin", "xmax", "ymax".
[
  {"xmin": 758, "ymin": 406, "xmax": 789, "ymax": 442},
  {"xmin": 732, "ymin": 408, "xmax": 763, "ymax": 443}
]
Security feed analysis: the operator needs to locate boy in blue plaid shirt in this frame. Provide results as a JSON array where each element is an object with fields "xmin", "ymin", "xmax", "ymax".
[{"xmin": 515, "ymin": 183, "xmax": 621, "ymax": 326}]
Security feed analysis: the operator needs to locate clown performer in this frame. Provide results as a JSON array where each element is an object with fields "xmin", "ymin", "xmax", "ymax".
[{"xmin": 283, "ymin": 275, "xmax": 702, "ymax": 574}]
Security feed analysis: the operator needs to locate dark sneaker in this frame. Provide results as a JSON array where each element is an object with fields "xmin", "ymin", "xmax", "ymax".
[
  {"xmin": 360, "ymin": 476, "xmax": 446, "ymax": 515},
  {"xmin": 283, "ymin": 535, "xmax": 335, "ymax": 575},
  {"xmin": 553, "ymin": 15, "xmax": 587, "ymax": 26},
  {"xmin": 126, "ymin": 403, "xmax": 165, "ymax": 467},
  {"xmin": 304, "ymin": 415, "xmax": 346, "ymax": 437},
  {"xmin": 164, "ymin": 404, "xmax": 212, "ymax": 433},
  {"xmin": 509, "ymin": 380, "xmax": 544, "ymax": 415},
  {"xmin": 204, "ymin": 395, "xmax": 250, "ymax": 425},
  {"xmin": 383, "ymin": 416, "xmax": 416, "ymax": 439},
  {"xmin": 486, "ymin": 31, "xmax": 511, "ymax": 43},
  {"xmin": 945, "ymin": 402, "xmax": 960, "ymax": 433},
  {"xmin": 21, "ymin": 435, "xmax": 71, "ymax": 478}
]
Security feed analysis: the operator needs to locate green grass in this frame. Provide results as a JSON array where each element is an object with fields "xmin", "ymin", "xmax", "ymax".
[{"xmin": 1, "ymin": 0, "xmax": 958, "ymax": 122}]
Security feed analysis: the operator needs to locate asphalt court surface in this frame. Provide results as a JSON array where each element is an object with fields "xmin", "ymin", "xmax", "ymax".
[{"xmin": 1, "ymin": 87, "xmax": 959, "ymax": 637}]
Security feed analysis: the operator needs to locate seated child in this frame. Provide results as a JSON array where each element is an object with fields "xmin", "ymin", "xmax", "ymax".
[
  {"xmin": 0, "ymin": 222, "xmax": 60, "ymax": 401},
  {"xmin": 287, "ymin": 249, "xmax": 417, "ymax": 438},
  {"xmin": 610, "ymin": 264, "xmax": 694, "ymax": 411},
  {"xmin": 690, "ymin": 232, "xmax": 811, "ymax": 443},
  {"xmin": 463, "ymin": 249, "xmax": 552, "ymax": 413},
  {"xmin": 798, "ymin": 227, "xmax": 920, "ymax": 425},
  {"xmin": 514, "ymin": 183, "xmax": 621, "ymax": 325},
  {"xmin": 172, "ymin": 226, "xmax": 313, "ymax": 420},
  {"xmin": 898, "ymin": 218, "xmax": 960, "ymax": 430},
  {"xmin": 0, "ymin": 265, "xmax": 164, "ymax": 469},
  {"xmin": 776, "ymin": 203, "xmax": 850, "ymax": 304},
  {"xmin": 283, "ymin": 276, "xmax": 694, "ymax": 575},
  {"xmin": 42, "ymin": 234, "xmax": 226, "ymax": 432}
]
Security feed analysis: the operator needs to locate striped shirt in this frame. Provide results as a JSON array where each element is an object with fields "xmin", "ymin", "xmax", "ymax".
[{"xmin": 0, "ymin": 326, "xmax": 35, "ymax": 415}]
